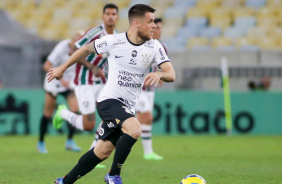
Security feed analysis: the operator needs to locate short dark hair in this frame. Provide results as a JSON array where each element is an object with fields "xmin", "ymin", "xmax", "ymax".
[
  {"xmin": 103, "ymin": 3, "xmax": 118, "ymax": 13},
  {"xmin": 154, "ymin": 18, "xmax": 162, "ymax": 24},
  {"xmin": 128, "ymin": 4, "xmax": 155, "ymax": 22}
]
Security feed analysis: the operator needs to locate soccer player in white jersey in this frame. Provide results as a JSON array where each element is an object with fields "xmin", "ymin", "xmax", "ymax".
[
  {"xmin": 48, "ymin": 4, "xmax": 175, "ymax": 184},
  {"xmin": 37, "ymin": 31, "xmax": 84, "ymax": 154},
  {"xmin": 136, "ymin": 18, "xmax": 167, "ymax": 160},
  {"xmin": 52, "ymin": 4, "xmax": 119, "ymax": 153}
]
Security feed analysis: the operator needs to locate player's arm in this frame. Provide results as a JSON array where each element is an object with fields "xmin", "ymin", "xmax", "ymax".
[
  {"xmin": 144, "ymin": 62, "xmax": 175, "ymax": 87},
  {"xmin": 43, "ymin": 60, "xmax": 53, "ymax": 72},
  {"xmin": 47, "ymin": 42, "xmax": 97, "ymax": 82}
]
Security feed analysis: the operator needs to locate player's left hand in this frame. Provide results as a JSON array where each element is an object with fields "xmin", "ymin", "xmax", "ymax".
[
  {"xmin": 144, "ymin": 72, "xmax": 161, "ymax": 87},
  {"xmin": 46, "ymin": 67, "xmax": 64, "ymax": 82}
]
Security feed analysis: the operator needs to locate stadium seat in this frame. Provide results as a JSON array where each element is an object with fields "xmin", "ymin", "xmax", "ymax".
[
  {"xmin": 224, "ymin": 27, "xmax": 247, "ymax": 41},
  {"xmin": 233, "ymin": 8, "xmax": 255, "ymax": 19},
  {"xmin": 257, "ymin": 17, "xmax": 278, "ymax": 28},
  {"xmin": 257, "ymin": 36, "xmax": 279, "ymax": 50},
  {"xmin": 187, "ymin": 37, "xmax": 209, "ymax": 49},
  {"xmin": 38, "ymin": 28, "xmax": 64, "ymax": 40},
  {"xmin": 210, "ymin": 16, "xmax": 231, "ymax": 30},
  {"xmin": 208, "ymin": 7, "xmax": 231, "ymax": 19},
  {"xmin": 69, "ymin": 18, "xmax": 92, "ymax": 31},
  {"xmin": 165, "ymin": 17, "xmax": 184, "ymax": 27},
  {"xmin": 164, "ymin": 6, "xmax": 188, "ymax": 18},
  {"xmin": 185, "ymin": 17, "xmax": 208, "ymax": 29},
  {"xmin": 247, "ymin": 27, "xmax": 268, "ymax": 39},
  {"xmin": 199, "ymin": 27, "xmax": 221, "ymax": 39},
  {"xmin": 116, "ymin": 18, "xmax": 129, "ymax": 33},
  {"xmin": 130, "ymin": 0, "xmax": 151, "ymax": 6},
  {"xmin": 152, "ymin": 0, "xmax": 174, "ymax": 7},
  {"xmin": 211, "ymin": 37, "xmax": 232, "ymax": 48},
  {"xmin": 245, "ymin": 0, "xmax": 266, "ymax": 9},
  {"xmin": 233, "ymin": 17, "xmax": 256, "ymax": 30},
  {"xmin": 52, "ymin": 8, "xmax": 73, "ymax": 22},
  {"xmin": 221, "ymin": 0, "xmax": 245, "ymax": 8},
  {"xmin": 236, "ymin": 37, "xmax": 256, "ymax": 47},
  {"xmin": 178, "ymin": 27, "xmax": 199, "ymax": 39},
  {"xmin": 161, "ymin": 25, "xmax": 178, "ymax": 40},
  {"xmin": 174, "ymin": 0, "xmax": 197, "ymax": 7},
  {"xmin": 186, "ymin": 7, "xmax": 207, "ymax": 18}
]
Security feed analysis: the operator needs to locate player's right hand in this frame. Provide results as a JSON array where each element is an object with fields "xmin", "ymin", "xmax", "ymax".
[{"xmin": 46, "ymin": 67, "xmax": 64, "ymax": 82}]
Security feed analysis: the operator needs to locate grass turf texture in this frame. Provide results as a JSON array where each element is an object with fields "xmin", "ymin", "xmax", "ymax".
[{"xmin": 1, "ymin": 135, "xmax": 282, "ymax": 184}]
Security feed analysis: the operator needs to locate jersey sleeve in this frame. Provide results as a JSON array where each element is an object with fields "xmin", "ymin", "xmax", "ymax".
[
  {"xmin": 93, "ymin": 34, "xmax": 114, "ymax": 55},
  {"xmin": 153, "ymin": 40, "xmax": 170, "ymax": 67},
  {"xmin": 47, "ymin": 41, "xmax": 65, "ymax": 66},
  {"xmin": 75, "ymin": 26, "xmax": 103, "ymax": 48}
]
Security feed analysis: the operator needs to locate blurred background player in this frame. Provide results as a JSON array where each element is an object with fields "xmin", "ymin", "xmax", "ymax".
[
  {"xmin": 136, "ymin": 18, "xmax": 167, "ymax": 160},
  {"xmin": 52, "ymin": 3, "xmax": 119, "ymax": 152},
  {"xmin": 37, "ymin": 30, "xmax": 84, "ymax": 154}
]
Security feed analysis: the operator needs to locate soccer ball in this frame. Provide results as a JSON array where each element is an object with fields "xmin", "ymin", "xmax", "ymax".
[{"xmin": 180, "ymin": 174, "xmax": 207, "ymax": 184}]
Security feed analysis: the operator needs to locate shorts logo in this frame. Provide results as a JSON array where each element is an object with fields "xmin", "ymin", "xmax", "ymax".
[
  {"xmin": 83, "ymin": 101, "xmax": 89, "ymax": 108},
  {"xmin": 122, "ymin": 106, "xmax": 133, "ymax": 114},
  {"xmin": 107, "ymin": 122, "xmax": 114, "ymax": 128},
  {"xmin": 99, "ymin": 127, "xmax": 104, "ymax": 136}
]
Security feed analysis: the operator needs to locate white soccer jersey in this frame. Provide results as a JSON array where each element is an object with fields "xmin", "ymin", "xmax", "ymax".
[
  {"xmin": 44, "ymin": 39, "xmax": 75, "ymax": 93},
  {"xmin": 94, "ymin": 32, "xmax": 170, "ymax": 112}
]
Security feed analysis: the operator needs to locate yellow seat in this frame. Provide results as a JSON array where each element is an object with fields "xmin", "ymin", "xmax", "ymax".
[
  {"xmin": 208, "ymin": 7, "xmax": 231, "ymax": 19},
  {"xmin": 187, "ymin": 37, "xmax": 209, "ymax": 49},
  {"xmin": 233, "ymin": 7, "xmax": 254, "ymax": 19},
  {"xmin": 267, "ymin": 0, "xmax": 282, "ymax": 6},
  {"xmin": 257, "ymin": 36, "xmax": 279, "ymax": 50},
  {"xmin": 39, "ymin": 0, "xmax": 65, "ymax": 8},
  {"xmin": 161, "ymin": 25, "xmax": 178, "ymax": 40},
  {"xmin": 52, "ymin": 8, "xmax": 73, "ymax": 22},
  {"xmin": 235, "ymin": 37, "xmax": 255, "ymax": 48},
  {"xmin": 38, "ymin": 28, "xmax": 64, "ymax": 40},
  {"xmin": 257, "ymin": 17, "xmax": 278, "ymax": 28},
  {"xmin": 186, "ymin": 7, "xmax": 207, "ymax": 18},
  {"xmin": 256, "ymin": 7, "xmax": 276, "ymax": 18},
  {"xmin": 69, "ymin": 18, "xmax": 92, "ymax": 31},
  {"xmin": 116, "ymin": 18, "xmax": 130, "ymax": 33},
  {"xmin": 221, "ymin": 0, "xmax": 245, "ymax": 8},
  {"xmin": 210, "ymin": 16, "xmax": 231, "ymax": 30},
  {"xmin": 165, "ymin": 17, "xmax": 184, "ymax": 27},
  {"xmin": 247, "ymin": 27, "xmax": 268, "ymax": 39},
  {"xmin": 212, "ymin": 37, "xmax": 232, "ymax": 48}
]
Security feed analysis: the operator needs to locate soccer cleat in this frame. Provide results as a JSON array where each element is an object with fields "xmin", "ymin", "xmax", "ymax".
[
  {"xmin": 65, "ymin": 139, "xmax": 81, "ymax": 152},
  {"xmin": 53, "ymin": 104, "xmax": 67, "ymax": 130},
  {"xmin": 37, "ymin": 141, "xmax": 48, "ymax": 154},
  {"xmin": 104, "ymin": 173, "xmax": 123, "ymax": 184},
  {"xmin": 54, "ymin": 177, "xmax": 64, "ymax": 184},
  {"xmin": 143, "ymin": 152, "xmax": 163, "ymax": 160}
]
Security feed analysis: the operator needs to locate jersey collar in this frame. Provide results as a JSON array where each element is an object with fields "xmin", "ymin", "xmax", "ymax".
[{"xmin": 125, "ymin": 32, "xmax": 145, "ymax": 46}]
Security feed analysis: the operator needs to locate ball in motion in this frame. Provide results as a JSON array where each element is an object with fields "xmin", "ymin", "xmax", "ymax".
[{"xmin": 180, "ymin": 174, "xmax": 206, "ymax": 184}]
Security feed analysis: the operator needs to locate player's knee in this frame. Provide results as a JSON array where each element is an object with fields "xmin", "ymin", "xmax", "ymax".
[
  {"xmin": 128, "ymin": 125, "xmax": 142, "ymax": 139},
  {"xmin": 95, "ymin": 149, "xmax": 112, "ymax": 160},
  {"xmin": 83, "ymin": 122, "xmax": 95, "ymax": 131}
]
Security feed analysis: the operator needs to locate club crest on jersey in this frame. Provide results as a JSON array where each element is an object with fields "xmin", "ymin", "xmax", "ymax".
[{"xmin": 141, "ymin": 54, "xmax": 151, "ymax": 66}]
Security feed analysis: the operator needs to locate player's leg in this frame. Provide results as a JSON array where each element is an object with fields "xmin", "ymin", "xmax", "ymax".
[
  {"xmin": 65, "ymin": 91, "xmax": 81, "ymax": 152},
  {"xmin": 137, "ymin": 91, "xmax": 163, "ymax": 160},
  {"xmin": 108, "ymin": 117, "xmax": 141, "ymax": 178},
  {"xmin": 53, "ymin": 85, "xmax": 96, "ymax": 131},
  {"xmin": 37, "ymin": 92, "xmax": 56, "ymax": 154},
  {"xmin": 55, "ymin": 140, "xmax": 115, "ymax": 184}
]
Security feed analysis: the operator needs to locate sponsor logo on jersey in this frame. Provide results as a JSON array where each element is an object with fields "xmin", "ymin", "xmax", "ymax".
[
  {"xmin": 144, "ymin": 41, "xmax": 153, "ymax": 48},
  {"xmin": 159, "ymin": 48, "xmax": 165, "ymax": 60},
  {"xmin": 129, "ymin": 58, "xmax": 137, "ymax": 65},
  {"xmin": 113, "ymin": 39, "xmax": 126, "ymax": 45},
  {"xmin": 97, "ymin": 41, "xmax": 107, "ymax": 48},
  {"xmin": 141, "ymin": 54, "xmax": 152, "ymax": 66},
  {"xmin": 99, "ymin": 127, "xmax": 104, "ymax": 136},
  {"xmin": 122, "ymin": 106, "xmax": 134, "ymax": 114},
  {"xmin": 107, "ymin": 122, "xmax": 114, "ymax": 128},
  {"xmin": 132, "ymin": 50, "xmax": 137, "ymax": 57}
]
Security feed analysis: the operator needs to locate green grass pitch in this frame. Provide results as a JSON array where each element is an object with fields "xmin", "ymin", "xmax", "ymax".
[{"xmin": 1, "ymin": 135, "xmax": 282, "ymax": 183}]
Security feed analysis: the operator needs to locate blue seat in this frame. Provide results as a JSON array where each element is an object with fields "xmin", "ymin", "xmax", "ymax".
[
  {"xmin": 185, "ymin": 17, "xmax": 208, "ymax": 29},
  {"xmin": 216, "ymin": 46, "xmax": 236, "ymax": 51},
  {"xmin": 130, "ymin": 0, "xmax": 151, "ymax": 6},
  {"xmin": 164, "ymin": 6, "xmax": 188, "ymax": 18},
  {"xmin": 224, "ymin": 27, "xmax": 247, "ymax": 39},
  {"xmin": 246, "ymin": 0, "xmax": 266, "ymax": 9},
  {"xmin": 174, "ymin": 0, "xmax": 197, "ymax": 7},
  {"xmin": 199, "ymin": 27, "xmax": 221, "ymax": 39},
  {"xmin": 177, "ymin": 27, "xmax": 199, "ymax": 39},
  {"xmin": 234, "ymin": 17, "xmax": 256, "ymax": 30}
]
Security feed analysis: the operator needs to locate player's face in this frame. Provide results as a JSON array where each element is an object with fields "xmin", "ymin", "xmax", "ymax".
[
  {"xmin": 152, "ymin": 22, "xmax": 162, "ymax": 40},
  {"xmin": 102, "ymin": 8, "xmax": 119, "ymax": 27},
  {"xmin": 138, "ymin": 12, "xmax": 156, "ymax": 41}
]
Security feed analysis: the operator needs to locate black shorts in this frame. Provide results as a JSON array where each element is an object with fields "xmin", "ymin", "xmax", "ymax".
[{"xmin": 97, "ymin": 99, "xmax": 135, "ymax": 146}]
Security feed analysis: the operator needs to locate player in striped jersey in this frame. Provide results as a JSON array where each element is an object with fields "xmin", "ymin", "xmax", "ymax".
[
  {"xmin": 37, "ymin": 31, "xmax": 84, "ymax": 154},
  {"xmin": 136, "ymin": 18, "xmax": 168, "ymax": 160},
  {"xmin": 52, "ymin": 4, "xmax": 119, "ymax": 153}
]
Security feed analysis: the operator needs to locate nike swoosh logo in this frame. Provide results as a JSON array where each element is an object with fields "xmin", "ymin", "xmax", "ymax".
[{"xmin": 115, "ymin": 55, "xmax": 124, "ymax": 58}]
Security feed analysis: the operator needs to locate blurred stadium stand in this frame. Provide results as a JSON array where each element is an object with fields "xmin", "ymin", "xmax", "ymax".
[{"xmin": 0, "ymin": 0, "xmax": 282, "ymax": 90}]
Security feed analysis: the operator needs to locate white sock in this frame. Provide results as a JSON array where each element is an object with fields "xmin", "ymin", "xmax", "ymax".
[
  {"xmin": 60, "ymin": 109, "xmax": 84, "ymax": 131},
  {"xmin": 141, "ymin": 124, "xmax": 153, "ymax": 155},
  {"xmin": 89, "ymin": 121, "xmax": 103, "ymax": 150}
]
